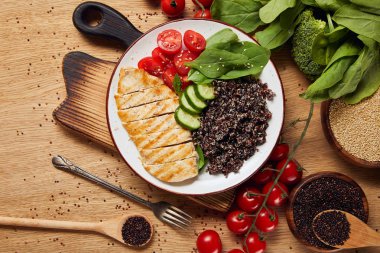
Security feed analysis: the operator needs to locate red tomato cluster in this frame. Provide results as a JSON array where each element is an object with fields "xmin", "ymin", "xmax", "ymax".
[
  {"xmin": 196, "ymin": 143, "xmax": 304, "ymax": 253},
  {"xmin": 137, "ymin": 29, "xmax": 206, "ymax": 90}
]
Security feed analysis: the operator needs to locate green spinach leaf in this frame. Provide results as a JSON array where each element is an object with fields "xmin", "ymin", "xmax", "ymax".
[
  {"xmin": 279, "ymin": 0, "xmax": 305, "ymax": 29},
  {"xmin": 188, "ymin": 69, "xmax": 214, "ymax": 85},
  {"xmin": 220, "ymin": 41, "xmax": 270, "ymax": 79},
  {"xmin": 315, "ymin": 0, "xmax": 346, "ymax": 11},
  {"xmin": 259, "ymin": 0, "xmax": 297, "ymax": 24},
  {"xmin": 186, "ymin": 48, "xmax": 248, "ymax": 78},
  {"xmin": 343, "ymin": 58, "xmax": 380, "ymax": 104},
  {"xmin": 350, "ymin": 0, "xmax": 380, "ymax": 9},
  {"xmin": 211, "ymin": 0, "xmax": 264, "ymax": 33},
  {"xmin": 206, "ymin": 28, "xmax": 239, "ymax": 50},
  {"xmin": 301, "ymin": 56, "xmax": 356, "ymax": 100},
  {"xmin": 312, "ymin": 26, "xmax": 348, "ymax": 65},
  {"xmin": 324, "ymin": 39, "xmax": 361, "ymax": 71},
  {"xmin": 333, "ymin": 5, "xmax": 380, "ymax": 43},
  {"xmin": 173, "ymin": 74, "xmax": 182, "ymax": 96},
  {"xmin": 301, "ymin": 0, "xmax": 318, "ymax": 6}
]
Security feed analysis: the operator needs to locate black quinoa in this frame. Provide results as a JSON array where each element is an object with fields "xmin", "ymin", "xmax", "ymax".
[
  {"xmin": 313, "ymin": 210, "xmax": 351, "ymax": 246},
  {"xmin": 192, "ymin": 78, "xmax": 274, "ymax": 175},
  {"xmin": 293, "ymin": 177, "xmax": 367, "ymax": 250},
  {"xmin": 121, "ymin": 216, "xmax": 151, "ymax": 246}
]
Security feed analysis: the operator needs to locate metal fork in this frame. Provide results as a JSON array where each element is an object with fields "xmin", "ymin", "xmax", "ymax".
[{"xmin": 52, "ymin": 155, "xmax": 192, "ymax": 229}]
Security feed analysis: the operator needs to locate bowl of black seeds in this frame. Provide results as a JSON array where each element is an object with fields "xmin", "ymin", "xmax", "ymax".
[
  {"xmin": 121, "ymin": 215, "xmax": 153, "ymax": 247},
  {"xmin": 286, "ymin": 172, "xmax": 368, "ymax": 252}
]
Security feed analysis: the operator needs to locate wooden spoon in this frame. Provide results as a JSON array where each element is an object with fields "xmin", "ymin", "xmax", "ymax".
[
  {"xmin": 0, "ymin": 214, "xmax": 153, "ymax": 247},
  {"xmin": 312, "ymin": 210, "xmax": 380, "ymax": 249}
]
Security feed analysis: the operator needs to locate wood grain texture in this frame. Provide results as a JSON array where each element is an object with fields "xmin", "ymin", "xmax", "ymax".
[{"xmin": 0, "ymin": 0, "xmax": 379, "ymax": 252}]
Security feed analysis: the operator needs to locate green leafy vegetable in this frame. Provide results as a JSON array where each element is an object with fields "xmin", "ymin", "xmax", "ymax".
[
  {"xmin": 301, "ymin": 0, "xmax": 318, "ymax": 6},
  {"xmin": 312, "ymin": 26, "xmax": 348, "ymax": 65},
  {"xmin": 220, "ymin": 41, "xmax": 270, "ymax": 79},
  {"xmin": 324, "ymin": 38, "xmax": 361, "ymax": 70},
  {"xmin": 206, "ymin": 28, "xmax": 239, "ymax": 50},
  {"xmin": 333, "ymin": 5, "xmax": 380, "ymax": 43},
  {"xmin": 259, "ymin": 0, "xmax": 297, "ymax": 24},
  {"xmin": 188, "ymin": 69, "xmax": 214, "ymax": 85},
  {"xmin": 343, "ymin": 58, "xmax": 380, "ymax": 104},
  {"xmin": 211, "ymin": 0, "xmax": 264, "ymax": 33},
  {"xmin": 195, "ymin": 145, "xmax": 207, "ymax": 170},
  {"xmin": 173, "ymin": 74, "xmax": 182, "ymax": 96},
  {"xmin": 350, "ymin": 0, "xmax": 380, "ymax": 9},
  {"xmin": 315, "ymin": 0, "xmax": 346, "ymax": 11},
  {"xmin": 186, "ymin": 49, "xmax": 248, "ymax": 78}
]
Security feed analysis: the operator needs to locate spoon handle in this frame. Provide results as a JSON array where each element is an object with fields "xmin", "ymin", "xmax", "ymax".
[
  {"xmin": 52, "ymin": 155, "xmax": 152, "ymax": 208},
  {"xmin": 0, "ymin": 216, "xmax": 98, "ymax": 232}
]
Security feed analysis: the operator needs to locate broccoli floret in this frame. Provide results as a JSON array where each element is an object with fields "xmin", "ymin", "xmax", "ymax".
[{"xmin": 292, "ymin": 9, "xmax": 326, "ymax": 81}]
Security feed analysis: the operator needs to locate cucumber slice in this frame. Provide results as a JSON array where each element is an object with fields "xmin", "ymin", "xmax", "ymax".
[
  {"xmin": 180, "ymin": 92, "xmax": 201, "ymax": 115},
  {"xmin": 195, "ymin": 83, "xmax": 215, "ymax": 100},
  {"xmin": 174, "ymin": 107, "xmax": 200, "ymax": 131},
  {"xmin": 185, "ymin": 85, "xmax": 207, "ymax": 111}
]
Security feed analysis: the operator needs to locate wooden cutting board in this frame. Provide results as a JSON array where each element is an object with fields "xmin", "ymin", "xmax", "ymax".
[{"xmin": 52, "ymin": 51, "xmax": 235, "ymax": 212}]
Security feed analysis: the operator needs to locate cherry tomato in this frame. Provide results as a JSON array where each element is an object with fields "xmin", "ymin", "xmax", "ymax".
[
  {"xmin": 244, "ymin": 232, "xmax": 266, "ymax": 253},
  {"xmin": 180, "ymin": 75, "xmax": 192, "ymax": 90},
  {"xmin": 236, "ymin": 187, "xmax": 264, "ymax": 213},
  {"xmin": 152, "ymin": 47, "xmax": 172, "ymax": 66},
  {"xmin": 250, "ymin": 167, "xmax": 274, "ymax": 186},
  {"xmin": 194, "ymin": 9, "xmax": 212, "ymax": 19},
  {"xmin": 162, "ymin": 67, "xmax": 177, "ymax": 90},
  {"xmin": 173, "ymin": 50, "xmax": 198, "ymax": 76},
  {"xmin": 161, "ymin": 0, "xmax": 185, "ymax": 18},
  {"xmin": 277, "ymin": 159, "xmax": 303, "ymax": 186},
  {"xmin": 137, "ymin": 57, "xmax": 164, "ymax": 77},
  {"xmin": 262, "ymin": 181, "xmax": 289, "ymax": 207},
  {"xmin": 192, "ymin": 0, "xmax": 213, "ymax": 8},
  {"xmin": 255, "ymin": 208, "xmax": 278, "ymax": 233},
  {"xmin": 269, "ymin": 143, "xmax": 289, "ymax": 162},
  {"xmin": 196, "ymin": 230, "xmax": 222, "ymax": 253},
  {"xmin": 157, "ymin": 29, "xmax": 182, "ymax": 55},
  {"xmin": 228, "ymin": 249, "xmax": 245, "ymax": 253},
  {"xmin": 184, "ymin": 30, "xmax": 206, "ymax": 54},
  {"xmin": 226, "ymin": 210, "xmax": 253, "ymax": 235}
]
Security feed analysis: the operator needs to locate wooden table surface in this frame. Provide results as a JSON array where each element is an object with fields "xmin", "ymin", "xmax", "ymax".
[{"xmin": 1, "ymin": 0, "xmax": 379, "ymax": 252}]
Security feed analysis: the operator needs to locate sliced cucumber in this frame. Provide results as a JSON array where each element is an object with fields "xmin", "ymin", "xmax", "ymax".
[
  {"xmin": 174, "ymin": 107, "xmax": 200, "ymax": 131},
  {"xmin": 195, "ymin": 83, "xmax": 215, "ymax": 100},
  {"xmin": 180, "ymin": 92, "xmax": 201, "ymax": 115},
  {"xmin": 185, "ymin": 85, "xmax": 207, "ymax": 111}
]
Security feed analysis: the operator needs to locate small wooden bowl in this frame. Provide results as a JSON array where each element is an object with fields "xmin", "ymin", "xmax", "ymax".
[
  {"xmin": 286, "ymin": 171, "xmax": 369, "ymax": 252},
  {"xmin": 321, "ymin": 101, "xmax": 380, "ymax": 169}
]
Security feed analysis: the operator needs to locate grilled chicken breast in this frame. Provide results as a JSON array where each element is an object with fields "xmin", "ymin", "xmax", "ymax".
[{"xmin": 115, "ymin": 67, "xmax": 198, "ymax": 182}]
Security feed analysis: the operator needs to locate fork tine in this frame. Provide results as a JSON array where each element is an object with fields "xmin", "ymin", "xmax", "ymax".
[
  {"xmin": 163, "ymin": 213, "xmax": 189, "ymax": 229},
  {"xmin": 166, "ymin": 208, "xmax": 191, "ymax": 224},
  {"xmin": 169, "ymin": 206, "xmax": 192, "ymax": 219},
  {"xmin": 161, "ymin": 215, "xmax": 187, "ymax": 230}
]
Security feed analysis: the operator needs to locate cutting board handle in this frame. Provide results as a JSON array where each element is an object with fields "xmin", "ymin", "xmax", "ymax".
[{"xmin": 72, "ymin": 1, "xmax": 143, "ymax": 47}]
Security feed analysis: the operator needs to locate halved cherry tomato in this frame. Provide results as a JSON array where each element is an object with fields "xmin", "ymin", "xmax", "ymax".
[
  {"xmin": 184, "ymin": 30, "xmax": 206, "ymax": 54},
  {"xmin": 269, "ymin": 143, "xmax": 289, "ymax": 162},
  {"xmin": 192, "ymin": 0, "xmax": 213, "ymax": 8},
  {"xmin": 236, "ymin": 187, "xmax": 263, "ymax": 213},
  {"xmin": 137, "ymin": 57, "xmax": 164, "ymax": 77},
  {"xmin": 244, "ymin": 232, "xmax": 266, "ymax": 253},
  {"xmin": 226, "ymin": 210, "xmax": 253, "ymax": 235},
  {"xmin": 228, "ymin": 249, "xmax": 245, "ymax": 253},
  {"xmin": 152, "ymin": 47, "xmax": 172, "ymax": 66},
  {"xmin": 250, "ymin": 167, "xmax": 274, "ymax": 186},
  {"xmin": 196, "ymin": 230, "xmax": 222, "ymax": 253},
  {"xmin": 173, "ymin": 50, "xmax": 197, "ymax": 76},
  {"xmin": 277, "ymin": 159, "xmax": 303, "ymax": 186},
  {"xmin": 157, "ymin": 29, "xmax": 182, "ymax": 55},
  {"xmin": 194, "ymin": 9, "xmax": 212, "ymax": 19},
  {"xmin": 162, "ymin": 67, "xmax": 177, "ymax": 90},
  {"xmin": 161, "ymin": 0, "xmax": 185, "ymax": 18},
  {"xmin": 262, "ymin": 181, "xmax": 289, "ymax": 207},
  {"xmin": 255, "ymin": 208, "xmax": 278, "ymax": 233}
]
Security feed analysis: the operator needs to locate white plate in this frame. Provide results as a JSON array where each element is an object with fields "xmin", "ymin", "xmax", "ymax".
[{"xmin": 107, "ymin": 19, "xmax": 284, "ymax": 195}]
